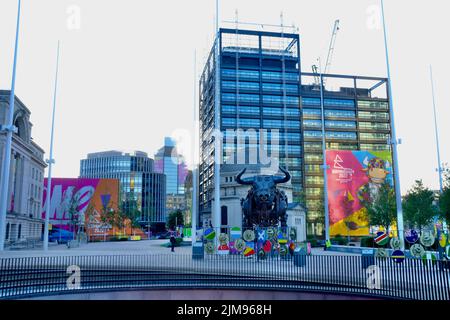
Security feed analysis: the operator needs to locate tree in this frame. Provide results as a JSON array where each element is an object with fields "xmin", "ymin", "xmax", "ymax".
[
  {"xmin": 167, "ymin": 209, "xmax": 184, "ymax": 231},
  {"xmin": 66, "ymin": 192, "xmax": 82, "ymax": 240},
  {"xmin": 439, "ymin": 164, "xmax": 450, "ymax": 226},
  {"xmin": 402, "ymin": 180, "xmax": 438, "ymax": 233},
  {"xmin": 360, "ymin": 181, "xmax": 397, "ymax": 234}
]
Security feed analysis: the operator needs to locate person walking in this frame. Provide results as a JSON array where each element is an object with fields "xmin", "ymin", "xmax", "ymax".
[{"xmin": 170, "ymin": 233, "xmax": 176, "ymax": 252}]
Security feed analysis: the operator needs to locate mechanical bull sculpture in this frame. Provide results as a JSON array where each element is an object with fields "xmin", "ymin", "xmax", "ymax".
[{"xmin": 236, "ymin": 166, "xmax": 291, "ymax": 229}]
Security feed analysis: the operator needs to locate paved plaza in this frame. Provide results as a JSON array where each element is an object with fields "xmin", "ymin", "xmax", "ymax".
[{"xmin": 0, "ymin": 239, "xmax": 358, "ymax": 258}]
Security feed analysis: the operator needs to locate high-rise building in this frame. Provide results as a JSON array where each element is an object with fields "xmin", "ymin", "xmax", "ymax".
[
  {"xmin": 198, "ymin": 28, "xmax": 392, "ymax": 236},
  {"xmin": 154, "ymin": 137, "xmax": 189, "ymax": 196},
  {"xmin": 79, "ymin": 151, "xmax": 166, "ymax": 226},
  {"xmin": 0, "ymin": 91, "xmax": 46, "ymax": 245}
]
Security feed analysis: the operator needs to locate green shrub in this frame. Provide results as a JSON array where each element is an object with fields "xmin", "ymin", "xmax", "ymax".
[
  {"xmin": 360, "ymin": 236, "xmax": 375, "ymax": 248},
  {"xmin": 332, "ymin": 235, "xmax": 349, "ymax": 246}
]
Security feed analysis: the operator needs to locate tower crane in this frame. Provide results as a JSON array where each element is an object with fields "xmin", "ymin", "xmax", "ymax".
[{"xmin": 312, "ymin": 19, "xmax": 340, "ymax": 86}]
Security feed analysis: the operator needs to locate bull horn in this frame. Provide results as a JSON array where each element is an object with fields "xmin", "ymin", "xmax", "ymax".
[
  {"xmin": 274, "ymin": 166, "xmax": 291, "ymax": 184},
  {"xmin": 235, "ymin": 168, "xmax": 253, "ymax": 185}
]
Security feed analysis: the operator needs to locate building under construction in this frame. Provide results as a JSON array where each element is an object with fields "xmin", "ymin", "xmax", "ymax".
[{"xmin": 198, "ymin": 26, "xmax": 392, "ymax": 237}]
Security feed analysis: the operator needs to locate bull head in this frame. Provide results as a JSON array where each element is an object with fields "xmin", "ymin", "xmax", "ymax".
[
  {"xmin": 235, "ymin": 166, "xmax": 291, "ymax": 185},
  {"xmin": 235, "ymin": 166, "xmax": 291, "ymax": 206}
]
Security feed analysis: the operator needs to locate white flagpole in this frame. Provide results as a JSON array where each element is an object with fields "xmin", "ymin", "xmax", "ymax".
[
  {"xmin": 43, "ymin": 41, "xmax": 61, "ymax": 251},
  {"xmin": 429, "ymin": 65, "xmax": 447, "ymax": 231},
  {"xmin": 213, "ymin": 0, "xmax": 221, "ymax": 232},
  {"xmin": 192, "ymin": 50, "xmax": 198, "ymax": 245},
  {"xmin": 381, "ymin": 0, "xmax": 405, "ymax": 249},
  {"xmin": 0, "ymin": 0, "xmax": 22, "ymax": 251}
]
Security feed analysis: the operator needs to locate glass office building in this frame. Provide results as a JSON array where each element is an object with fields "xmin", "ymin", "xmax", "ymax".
[
  {"xmin": 79, "ymin": 151, "xmax": 166, "ymax": 225},
  {"xmin": 199, "ymin": 27, "xmax": 393, "ymax": 237},
  {"xmin": 154, "ymin": 137, "xmax": 189, "ymax": 196}
]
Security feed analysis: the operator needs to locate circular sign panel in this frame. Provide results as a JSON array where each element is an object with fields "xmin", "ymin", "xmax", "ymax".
[
  {"xmin": 243, "ymin": 230, "xmax": 255, "ymax": 242},
  {"xmin": 205, "ymin": 241, "xmax": 215, "ymax": 254},
  {"xmin": 263, "ymin": 240, "xmax": 272, "ymax": 253},
  {"xmin": 391, "ymin": 250, "xmax": 405, "ymax": 264},
  {"xmin": 375, "ymin": 248, "xmax": 389, "ymax": 259},
  {"xmin": 420, "ymin": 231, "xmax": 435, "ymax": 247},
  {"xmin": 204, "ymin": 228, "xmax": 216, "ymax": 241},
  {"xmin": 390, "ymin": 238, "xmax": 401, "ymax": 250},
  {"xmin": 234, "ymin": 238, "xmax": 246, "ymax": 252},
  {"xmin": 405, "ymin": 229, "xmax": 419, "ymax": 244},
  {"xmin": 410, "ymin": 244, "xmax": 425, "ymax": 258},
  {"xmin": 267, "ymin": 227, "xmax": 277, "ymax": 240},
  {"xmin": 375, "ymin": 232, "xmax": 389, "ymax": 246},
  {"xmin": 257, "ymin": 248, "xmax": 267, "ymax": 260},
  {"xmin": 218, "ymin": 233, "xmax": 229, "ymax": 244}
]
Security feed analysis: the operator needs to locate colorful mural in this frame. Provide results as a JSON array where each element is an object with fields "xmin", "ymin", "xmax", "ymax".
[
  {"xmin": 41, "ymin": 178, "xmax": 145, "ymax": 241},
  {"xmin": 326, "ymin": 150, "xmax": 393, "ymax": 236}
]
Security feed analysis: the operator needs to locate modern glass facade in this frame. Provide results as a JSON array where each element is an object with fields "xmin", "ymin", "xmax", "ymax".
[
  {"xmin": 199, "ymin": 28, "xmax": 393, "ymax": 237},
  {"xmin": 154, "ymin": 137, "xmax": 188, "ymax": 196},
  {"xmin": 79, "ymin": 151, "xmax": 166, "ymax": 224}
]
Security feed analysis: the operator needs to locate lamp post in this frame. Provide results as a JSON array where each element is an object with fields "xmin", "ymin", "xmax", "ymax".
[
  {"xmin": 380, "ymin": 0, "xmax": 405, "ymax": 249},
  {"xmin": 0, "ymin": 0, "xmax": 22, "ymax": 251},
  {"xmin": 43, "ymin": 41, "xmax": 61, "ymax": 251}
]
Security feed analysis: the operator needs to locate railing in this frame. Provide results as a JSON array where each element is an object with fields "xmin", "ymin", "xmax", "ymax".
[{"xmin": 0, "ymin": 254, "xmax": 449, "ymax": 300}]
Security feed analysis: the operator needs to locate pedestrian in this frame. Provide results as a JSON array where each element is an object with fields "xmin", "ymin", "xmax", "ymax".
[{"xmin": 170, "ymin": 233, "xmax": 176, "ymax": 252}]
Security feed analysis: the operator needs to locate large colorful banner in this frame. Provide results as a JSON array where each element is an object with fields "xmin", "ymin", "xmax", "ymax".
[
  {"xmin": 41, "ymin": 178, "xmax": 144, "ymax": 241},
  {"xmin": 326, "ymin": 150, "xmax": 393, "ymax": 236}
]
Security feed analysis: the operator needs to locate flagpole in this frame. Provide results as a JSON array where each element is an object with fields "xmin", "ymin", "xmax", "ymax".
[
  {"xmin": 43, "ymin": 41, "xmax": 61, "ymax": 251},
  {"xmin": 0, "ymin": 0, "xmax": 22, "ymax": 251},
  {"xmin": 192, "ymin": 49, "xmax": 198, "ymax": 245},
  {"xmin": 429, "ymin": 65, "xmax": 447, "ymax": 231},
  {"xmin": 380, "ymin": 0, "xmax": 405, "ymax": 249},
  {"xmin": 213, "ymin": 0, "xmax": 221, "ymax": 233}
]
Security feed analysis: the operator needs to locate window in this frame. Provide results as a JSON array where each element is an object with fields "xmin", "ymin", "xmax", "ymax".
[
  {"xmin": 359, "ymin": 122, "xmax": 390, "ymax": 130},
  {"xmin": 303, "ymin": 108, "xmax": 322, "ymax": 118},
  {"xmin": 222, "ymin": 81, "xmax": 259, "ymax": 91},
  {"xmin": 262, "ymin": 71, "xmax": 299, "ymax": 81},
  {"xmin": 358, "ymin": 100, "xmax": 389, "ymax": 110},
  {"xmin": 222, "ymin": 69, "xmax": 260, "ymax": 79},
  {"xmin": 221, "ymin": 206, "xmax": 228, "ymax": 226},
  {"xmin": 326, "ymin": 131, "xmax": 357, "ymax": 140},
  {"xmin": 360, "ymin": 144, "xmax": 391, "ymax": 151},
  {"xmin": 302, "ymin": 97, "xmax": 355, "ymax": 107},
  {"xmin": 325, "ymin": 110, "xmax": 356, "ymax": 119},
  {"xmin": 325, "ymin": 120, "xmax": 356, "ymax": 129},
  {"xmin": 304, "ymin": 154, "xmax": 323, "ymax": 162},
  {"xmin": 360, "ymin": 132, "xmax": 390, "ymax": 141},
  {"xmin": 263, "ymin": 95, "xmax": 299, "ymax": 106},
  {"xmin": 303, "ymin": 120, "xmax": 322, "ymax": 128},
  {"xmin": 358, "ymin": 111, "xmax": 389, "ymax": 121},
  {"xmin": 326, "ymin": 142, "xmax": 358, "ymax": 150},
  {"xmin": 263, "ymin": 107, "xmax": 299, "ymax": 117},
  {"xmin": 305, "ymin": 176, "xmax": 324, "ymax": 185}
]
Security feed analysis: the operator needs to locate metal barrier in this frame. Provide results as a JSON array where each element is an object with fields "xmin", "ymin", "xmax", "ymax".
[{"xmin": 0, "ymin": 254, "xmax": 449, "ymax": 300}]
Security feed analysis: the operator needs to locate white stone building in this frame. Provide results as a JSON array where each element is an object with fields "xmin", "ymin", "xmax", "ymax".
[
  {"xmin": 0, "ymin": 91, "xmax": 46, "ymax": 245},
  {"xmin": 203, "ymin": 164, "xmax": 307, "ymax": 242}
]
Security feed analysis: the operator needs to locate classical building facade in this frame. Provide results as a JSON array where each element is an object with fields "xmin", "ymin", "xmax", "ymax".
[{"xmin": 0, "ymin": 90, "xmax": 46, "ymax": 245}]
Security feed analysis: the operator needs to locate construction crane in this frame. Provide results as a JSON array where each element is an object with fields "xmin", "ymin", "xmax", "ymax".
[{"xmin": 312, "ymin": 19, "xmax": 340, "ymax": 86}]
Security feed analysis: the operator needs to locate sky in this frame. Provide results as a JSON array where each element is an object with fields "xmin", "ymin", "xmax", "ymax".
[{"xmin": 0, "ymin": 0, "xmax": 449, "ymax": 194}]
